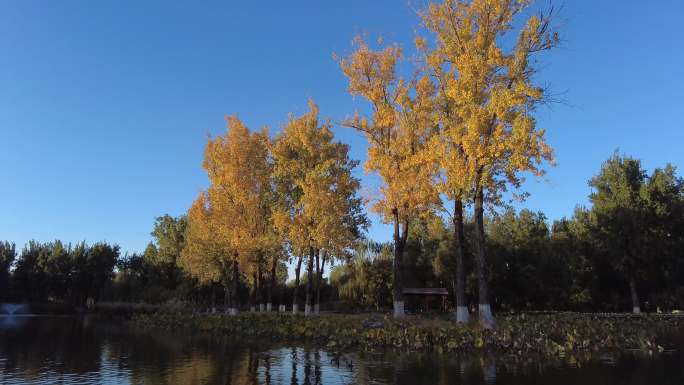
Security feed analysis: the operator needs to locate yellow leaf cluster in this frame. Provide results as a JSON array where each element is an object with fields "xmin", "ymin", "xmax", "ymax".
[
  {"xmin": 183, "ymin": 115, "xmax": 280, "ymax": 279},
  {"xmin": 338, "ymin": 37, "xmax": 440, "ymax": 224},
  {"xmin": 420, "ymin": 0, "xmax": 556, "ymax": 202},
  {"xmin": 272, "ymin": 100, "xmax": 361, "ymax": 257},
  {"xmin": 181, "ymin": 192, "xmax": 230, "ymax": 284}
]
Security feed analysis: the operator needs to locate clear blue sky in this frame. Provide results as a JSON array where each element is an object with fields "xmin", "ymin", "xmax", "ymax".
[{"xmin": 1, "ymin": 1, "xmax": 682, "ymax": 255}]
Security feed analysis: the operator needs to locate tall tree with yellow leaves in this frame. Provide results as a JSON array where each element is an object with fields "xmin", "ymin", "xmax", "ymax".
[
  {"xmin": 182, "ymin": 115, "xmax": 280, "ymax": 314},
  {"xmin": 339, "ymin": 37, "xmax": 439, "ymax": 318},
  {"xmin": 181, "ymin": 191, "xmax": 237, "ymax": 309},
  {"xmin": 419, "ymin": 0, "xmax": 558, "ymax": 328},
  {"xmin": 273, "ymin": 100, "xmax": 366, "ymax": 316}
]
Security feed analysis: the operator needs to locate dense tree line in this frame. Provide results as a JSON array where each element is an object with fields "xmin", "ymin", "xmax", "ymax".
[
  {"xmin": 0, "ymin": 216, "xmax": 288, "ymax": 308},
  {"xmin": 1, "ymin": 154, "xmax": 681, "ymax": 315},
  {"xmin": 0, "ymin": 240, "xmax": 118, "ymax": 304}
]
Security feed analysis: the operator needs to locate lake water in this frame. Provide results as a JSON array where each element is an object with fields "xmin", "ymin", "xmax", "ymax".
[{"xmin": 1, "ymin": 315, "xmax": 683, "ymax": 384}]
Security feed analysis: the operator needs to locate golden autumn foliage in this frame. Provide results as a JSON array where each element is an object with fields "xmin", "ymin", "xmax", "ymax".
[
  {"xmin": 204, "ymin": 116, "xmax": 277, "ymax": 262},
  {"xmin": 338, "ymin": 36, "xmax": 441, "ymax": 317},
  {"xmin": 339, "ymin": 37, "xmax": 439, "ymax": 225},
  {"xmin": 182, "ymin": 100, "xmax": 365, "ymax": 313},
  {"xmin": 272, "ymin": 100, "xmax": 363, "ymax": 258},
  {"xmin": 181, "ymin": 192, "xmax": 230, "ymax": 285},
  {"xmin": 419, "ymin": 0, "xmax": 557, "ymax": 199},
  {"xmin": 182, "ymin": 115, "xmax": 280, "ymax": 292}
]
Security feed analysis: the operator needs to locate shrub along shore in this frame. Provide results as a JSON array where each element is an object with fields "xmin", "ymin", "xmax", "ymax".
[{"xmin": 131, "ymin": 312, "xmax": 684, "ymax": 358}]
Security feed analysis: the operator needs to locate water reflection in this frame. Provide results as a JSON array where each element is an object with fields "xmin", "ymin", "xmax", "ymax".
[
  {"xmin": 0, "ymin": 316, "xmax": 682, "ymax": 385},
  {"xmin": 0, "ymin": 303, "xmax": 30, "ymax": 316},
  {"xmin": 0, "ymin": 315, "xmax": 28, "ymax": 329}
]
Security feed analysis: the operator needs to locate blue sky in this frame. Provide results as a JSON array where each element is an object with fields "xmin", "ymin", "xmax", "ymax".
[{"xmin": 1, "ymin": 0, "xmax": 682, "ymax": 256}]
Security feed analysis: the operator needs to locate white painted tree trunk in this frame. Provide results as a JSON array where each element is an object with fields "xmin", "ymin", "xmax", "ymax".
[
  {"xmin": 304, "ymin": 304, "xmax": 312, "ymax": 316},
  {"xmin": 455, "ymin": 306, "xmax": 470, "ymax": 324},
  {"xmin": 266, "ymin": 303, "xmax": 272, "ymax": 312},
  {"xmin": 630, "ymin": 278, "xmax": 641, "ymax": 314},
  {"xmin": 393, "ymin": 301, "xmax": 405, "ymax": 318},
  {"xmin": 292, "ymin": 304, "xmax": 299, "ymax": 315},
  {"xmin": 479, "ymin": 304, "xmax": 495, "ymax": 329}
]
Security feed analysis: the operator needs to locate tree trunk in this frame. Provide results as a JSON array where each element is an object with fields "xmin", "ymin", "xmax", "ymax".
[
  {"xmin": 629, "ymin": 277, "xmax": 641, "ymax": 314},
  {"xmin": 230, "ymin": 258, "xmax": 239, "ymax": 315},
  {"xmin": 257, "ymin": 263, "xmax": 265, "ymax": 312},
  {"xmin": 453, "ymin": 198, "xmax": 470, "ymax": 323},
  {"xmin": 250, "ymin": 270, "xmax": 257, "ymax": 312},
  {"xmin": 314, "ymin": 249, "xmax": 320, "ymax": 315},
  {"xmin": 267, "ymin": 257, "xmax": 276, "ymax": 312},
  {"xmin": 474, "ymin": 185, "xmax": 495, "ymax": 329},
  {"xmin": 293, "ymin": 254, "xmax": 303, "ymax": 314},
  {"xmin": 392, "ymin": 209, "xmax": 405, "ymax": 318},
  {"xmin": 315, "ymin": 251, "xmax": 326, "ymax": 315},
  {"xmin": 223, "ymin": 284, "xmax": 230, "ymax": 314},
  {"xmin": 305, "ymin": 247, "xmax": 314, "ymax": 316}
]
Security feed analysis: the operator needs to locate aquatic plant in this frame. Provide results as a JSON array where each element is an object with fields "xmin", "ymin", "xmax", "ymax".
[{"xmin": 131, "ymin": 312, "xmax": 683, "ymax": 358}]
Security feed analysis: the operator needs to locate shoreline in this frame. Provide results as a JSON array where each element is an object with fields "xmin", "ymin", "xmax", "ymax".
[{"xmin": 130, "ymin": 312, "xmax": 684, "ymax": 358}]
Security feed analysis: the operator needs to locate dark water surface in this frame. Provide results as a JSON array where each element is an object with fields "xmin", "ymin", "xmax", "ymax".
[{"xmin": 1, "ymin": 315, "xmax": 683, "ymax": 385}]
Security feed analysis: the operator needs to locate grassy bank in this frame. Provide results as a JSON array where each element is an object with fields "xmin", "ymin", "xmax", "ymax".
[{"xmin": 131, "ymin": 312, "xmax": 684, "ymax": 357}]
